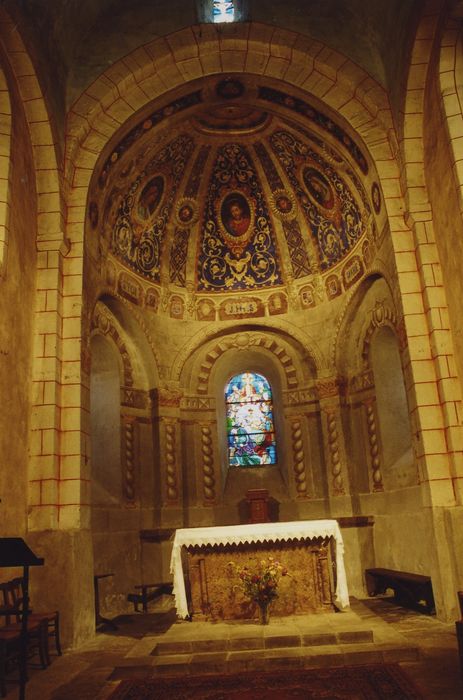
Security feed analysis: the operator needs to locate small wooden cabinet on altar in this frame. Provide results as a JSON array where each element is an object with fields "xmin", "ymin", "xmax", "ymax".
[{"xmin": 170, "ymin": 521, "xmax": 349, "ymax": 621}]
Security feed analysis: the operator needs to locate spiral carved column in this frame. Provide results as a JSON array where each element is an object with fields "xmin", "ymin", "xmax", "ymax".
[
  {"xmin": 122, "ymin": 417, "xmax": 137, "ymax": 503},
  {"xmin": 364, "ymin": 400, "xmax": 384, "ymax": 491},
  {"xmin": 164, "ymin": 420, "xmax": 179, "ymax": 503},
  {"xmin": 317, "ymin": 377, "xmax": 347, "ymax": 498},
  {"xmin": 200, "ymin": 424, "xmax": 216, "ymax": 504},
  {"xmin": 290, "ymin": 418, "xmax": 308, "ymax": 497},
  {"xmin": 326, "ymin": 410, "xmax": 345, "ymax": 495}
]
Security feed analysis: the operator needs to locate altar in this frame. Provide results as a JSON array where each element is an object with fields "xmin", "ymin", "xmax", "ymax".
[{"xmin": 170, "ymin": 520, "xmax": 349, "ymax": 621}]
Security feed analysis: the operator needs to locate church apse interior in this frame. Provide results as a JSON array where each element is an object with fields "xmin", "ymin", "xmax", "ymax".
[{"xmin": 1, "ymin": 0, "xmax": 463, "ymax": 651}]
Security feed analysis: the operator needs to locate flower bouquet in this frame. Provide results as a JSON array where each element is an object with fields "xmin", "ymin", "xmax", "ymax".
[{"xmin": 228, "ymin": 555, "xmax": 288, "ymax": 624}]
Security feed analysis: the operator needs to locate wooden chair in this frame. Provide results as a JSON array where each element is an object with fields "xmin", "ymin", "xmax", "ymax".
[
  {"xmin": 0, "ymin": 583, "xmax": 48, "ymax": 697},
  {"xmin": 5, "ymin": 578, "xmax": 61, "ymax": 665}
]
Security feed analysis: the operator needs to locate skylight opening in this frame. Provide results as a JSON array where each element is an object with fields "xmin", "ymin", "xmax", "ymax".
[{"xmin": 213, "ymin": 1, "xmax": 235, "ymax": 23}]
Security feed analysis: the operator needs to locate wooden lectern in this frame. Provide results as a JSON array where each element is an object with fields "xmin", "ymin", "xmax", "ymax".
[{"xmin": 0, "ymin": 538, "xmax": 44, "ymax": 700}]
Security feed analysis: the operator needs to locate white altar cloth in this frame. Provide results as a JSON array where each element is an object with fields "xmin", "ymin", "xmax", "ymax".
[{"xmin": 170, "ymin": 519, "xmax": 349, "ymax": 619}]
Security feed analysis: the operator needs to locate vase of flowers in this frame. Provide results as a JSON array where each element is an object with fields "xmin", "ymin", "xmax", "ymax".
[{"xmin": 228, "ymin": 555, "xmax": 288, "ymax": 624}]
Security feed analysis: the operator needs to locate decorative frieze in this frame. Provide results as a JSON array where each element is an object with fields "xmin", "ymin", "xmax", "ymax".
[
  {"xmin": 121, "ymin": 387, "xmax": 148, "ymax": 409},
  {"xmin": 283, "ymin": 388, "xmax": 318, "ymax": 407},
  {"xmin": 181, "ymin": 396, "xmax": 215, "ymax": 411},
  {"xmin": 349, "ymin": 370, "xmax": 374, "ymax": 394}
]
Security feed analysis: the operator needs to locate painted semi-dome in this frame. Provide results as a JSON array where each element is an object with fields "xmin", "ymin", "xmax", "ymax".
[{"xmin": 88, "ymin": 76, "xmax": 384, "ymax": 315}]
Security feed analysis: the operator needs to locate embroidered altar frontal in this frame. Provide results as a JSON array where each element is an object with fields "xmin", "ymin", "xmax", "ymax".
[
  {"xmin": 186, "ymin": 538, "xmax": 336, "ymax": 621},
  {"xmin": 170, "ymin": 521, "xmax": 349, "ymax": 620}
]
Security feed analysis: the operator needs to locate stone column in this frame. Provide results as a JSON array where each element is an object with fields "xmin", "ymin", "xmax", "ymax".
[
  {"xmin": 121, "ymin": 416, "xmax": 137, "ymax": 504},
  {"xmin": 289, "ymin": 416, "xmax": 309, "ymax": 498},
  {"xmin": 317, "ymin": 378, "xmax": 349, "ymax": 498},
  {"xmin": 199, "ymin": 422, "xmax": 217, "ymax": 505},
  {"xmin": 151, "ymin": 387, "xmax": 183, "ymax": 522},
  {"xmin": 362, "ymin": 398, "xmax": 384, "ymax": 492},
  {"xmin": 162, "ymin": 418, "xmax": 181, "ymax": 504}
]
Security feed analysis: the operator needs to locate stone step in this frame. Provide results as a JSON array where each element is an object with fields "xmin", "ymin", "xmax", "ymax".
[
  {"xmin": 109, "ymin": 641, "xmax": 420, "ymax": 681},
  {"xmin": 151, "ymin": 628, "xmax": 374, "ymax": 656}
]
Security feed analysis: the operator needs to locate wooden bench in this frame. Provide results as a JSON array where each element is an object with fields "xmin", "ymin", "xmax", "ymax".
[
  {"xmin": 127, "ymin": 582, "xmax": 173, "ymax": 613},
  {"xmin": 365, "ymin": 568, "xmax": 435, "ymax": 614}
]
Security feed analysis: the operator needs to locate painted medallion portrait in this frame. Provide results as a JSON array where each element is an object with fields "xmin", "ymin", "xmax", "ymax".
[
  {"xmin": 302, "ymin": 167, "xmax": 335, "ymax": 209},
  {"xmin": 220, "ymin": 192, "xmax": 252, "ymax": 238},
  {"xmin": 271, "ymin": 189, "xmax": 296, "ymax": 221},
  {"xmin": 371, "ymin": 182, "xmax": 381, "ymax": 214},
  {"xmin": 137, "ymin": 175, "xmax": 164, "ymax": 221},
  {"xmin": 178, "ymin": 204, "xmax": 194, "ymax": 224},
  {"xmin": 275, "ymin": 194, "xmax": 293, "ymax": 214},
  {"xmin": 175, "ymin": 197, "xmax": 198, "ymax": 227}
]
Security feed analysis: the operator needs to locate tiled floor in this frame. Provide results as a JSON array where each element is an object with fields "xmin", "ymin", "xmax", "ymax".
[{"xmin": 4, "ymin": 597, "xmax": 463, "ymax": 699}]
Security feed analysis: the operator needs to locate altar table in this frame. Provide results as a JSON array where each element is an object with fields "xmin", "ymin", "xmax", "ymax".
[{"xmin": 170, "ymin": 520, "xmax": 349, "ymax": 620}]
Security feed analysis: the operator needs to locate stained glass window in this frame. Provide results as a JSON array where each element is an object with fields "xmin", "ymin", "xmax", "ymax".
[
  {"xmin": 225, "ymin": 372, "xmax": 277, "ymax": 467},
  {"xmin": 213, "ymin": 1, "xmax": 235, "ymax": 23}
]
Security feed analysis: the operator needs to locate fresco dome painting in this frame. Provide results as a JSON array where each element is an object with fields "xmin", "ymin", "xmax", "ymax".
[{"xmin": 89, "ymin": 76, "xmax": 379, "ymax": 311}]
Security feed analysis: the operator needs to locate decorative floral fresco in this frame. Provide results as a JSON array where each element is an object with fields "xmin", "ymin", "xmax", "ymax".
[
  {"xmin": 254, "ymin": 140, "xmax": 312, "ymax": 278},
  {"xmin": 169, "ymin": 145, "xmax": 211, "ymax": 286},
  {"xmin": 269, "ymin": 130, "xmax": 365, "ymax": 271},
  {"xmin": 258, "ymin": 85, "xmax": 369, "ymax": 175},
  {"xmin": 111, "ymin": 134, "xmax": 195, "ymax": 282},
  {"xmin": 98, "ymin": 91, "xmax": 201, "ymax": 188},
  {"xmin": 197, "ymin": 142, "xmax": 282, "ymax": 292}
]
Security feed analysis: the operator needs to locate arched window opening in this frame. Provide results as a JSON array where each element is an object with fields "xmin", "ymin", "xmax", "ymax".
[
  {"xmin": 213, "ymin": 1, "xmax": 235, "ymax": 22},
  {"xmin": 225, "ymin": 371, "xmax": 276, "ymax": 467}
]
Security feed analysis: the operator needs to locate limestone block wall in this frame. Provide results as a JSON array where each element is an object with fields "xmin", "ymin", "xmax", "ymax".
[
  {"xmin": 425, "ymin": 31, "xmax": 463, "ymax": 398},
  {"xmin": 0, "ymin": 52, "xmax": 36, "ymax": 538}
]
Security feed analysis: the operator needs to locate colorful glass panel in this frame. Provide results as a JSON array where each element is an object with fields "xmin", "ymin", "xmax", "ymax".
[
  {"xmin": 213, "ymin": 1, "xmax": 235, "ymax": 23},
  {"xmin": 225, "ymin": 372, "xmax": 277, "ymax": 467}
]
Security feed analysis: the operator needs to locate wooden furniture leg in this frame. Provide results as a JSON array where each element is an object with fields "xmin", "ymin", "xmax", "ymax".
[{"xmin": 94, "ymin": 574, "xmax": 118, "ymax": 631}]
